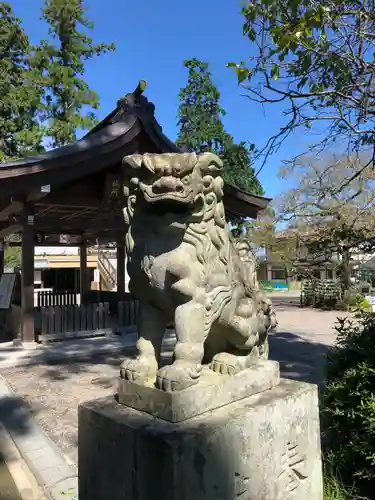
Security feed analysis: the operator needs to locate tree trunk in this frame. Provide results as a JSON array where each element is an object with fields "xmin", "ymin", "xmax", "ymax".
[
  {"xmin": 284, "ymin": 266, "xmax": 289, "ymax": 285},
  {"xmin": 341, "ymin": 248, "xmax": 351, "ymax": 290}
]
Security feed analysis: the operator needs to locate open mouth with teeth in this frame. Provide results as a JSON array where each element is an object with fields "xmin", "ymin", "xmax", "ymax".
[
  {"xmin": 150, "ymin": 198, "xmax": 193, "ymax": 215},
  {"xmin": 143, "ymin": 195, "xmax": 194, "ymax": 216}
]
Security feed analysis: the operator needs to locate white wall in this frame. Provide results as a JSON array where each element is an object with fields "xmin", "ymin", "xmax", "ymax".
[
  {"xmin": 109, "ymin": 258, "xmax": 130, "ymax": 293},
  {"xmin": 34, "ymin": 269, "xmax": 42, "ymax": 284},
  {"xmin": 33, "ymin": 246, "xmax": 131, "ymax": 293},
  {"xmin": 34, "ymin": 246, "xmax": 79, "ymax": 256}
]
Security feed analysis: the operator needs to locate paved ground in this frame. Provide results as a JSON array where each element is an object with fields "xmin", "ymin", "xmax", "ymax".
[
  {"xmin": 0, "ymin": 378, "xmax": 77, "ymax": 500},
  {"xmin": 0, "ymin": 295, "xmax": 350, "ymax": 468},
  {"xmin": 268, "ymin": 294, "xmax": 349, "ymax": 386}
]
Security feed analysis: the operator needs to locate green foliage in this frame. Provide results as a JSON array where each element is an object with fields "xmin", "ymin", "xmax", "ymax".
[
  {"xmin": 323, "ymin": 467, "xmax": 367, "ymax": 500},
  {"xmin": 259, "ymin": 280, "xmax": 274, "ymax": 292},
  {"xmin": 221, "ymin": 141, "xmax": 263, "ymax": 195},
  {"xmin": 315, "ymin": 280, "xmax": 341, "ymax": 310},
  {"xmin": 259, "ymin": 279, "xmax": 289, "ymax": 291},
  {"xmin": 0, "ymin": 2, "xmax": 44, "ymax": 161},
  {"xmin": 0, "ymin": 0, "xmax": 114, "ymax": 161},
  {"xmin": 4, "ymin": 246, "xmax": 20, "ymax": 269},
  {"xmin": 231, "ymin": 0, "xmax": 375, "ymax": 162},
  {"xmin": 356, "ymin": 297, "xmax": 371, "ymax": 312},
  {"xmin": 301, "ymin": 280, "xmax": 372, "ymax": 312},
  {"xmin": 34, "ymin": 0, "xmax": 115, "ymax": 147},
  {"xmin": 321, "ymin": 313, "xmax": 375, "ymax": 497},
  {"xmin": 177, "ymin": 58, "xmax": 227, "ymax": 153},
  {"xmin": 177, "ymin": 58, "xmax": 263, "ymax": 200},
  {"xmin": 342, "ymin": 291, "xmax": 372, "ymax": 313},
  {"xmin": 4, "ymin": 234, "xmax": 21, "ymax": 269},
  {"xmin": 301, "ymin": 279, "xmax": 342, "ymax": 310},
  {"xmin": 288, "ymin": 280, "xmax": 301, "ymax": 291}
]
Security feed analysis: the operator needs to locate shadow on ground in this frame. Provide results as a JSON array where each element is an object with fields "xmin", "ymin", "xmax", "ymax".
[
  {"xmin": 7, "ymin": 328, "xmax": 332, "ymax": 390},
  {"xmin": 0, "ymin": 395, "xmax": 34, "ymax": 438},
  {"xmin": 0, "ymin": 328, "xmax": 332, "ymax": 474},
  {"xmin": 37, "ymin": 350, "xmax": 131, "ymax": 385},
  {"xmin": 35, "ymin": 341, "xmax": 176, "ymax": 385},
  {"xmin": 0, "ymin": 395, "xmax": 34, "ymax": 500},
  {"xmin": 269, "ymin": 329, "xmax": 330, "ymax": 387}
]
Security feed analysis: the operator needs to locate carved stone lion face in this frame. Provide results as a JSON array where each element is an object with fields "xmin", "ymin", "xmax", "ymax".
[{"xmin": 123, "ymin": 153, "xmax": 224, "ymax": 214}]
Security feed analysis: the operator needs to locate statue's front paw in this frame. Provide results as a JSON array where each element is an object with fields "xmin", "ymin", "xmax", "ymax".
[
  {"xmin": 156, "ymin": 362, "xmax": 202, "ymax": 392},
  {"xmin": 210, "ymin": 352, "xmax": 243, "ymax": 375},
  {"xmin": 120, "ymin": 356, "xmax": 158, "ymax": 384}
]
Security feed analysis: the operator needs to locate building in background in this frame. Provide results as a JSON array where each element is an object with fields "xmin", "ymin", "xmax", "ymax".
[
  {"xmin": 255, "ymin": 231, "xmax": 375, "ymax": 287},
  {"xmin": 33, "ymin": 245, "xmax": 130, "ymax": 294}
]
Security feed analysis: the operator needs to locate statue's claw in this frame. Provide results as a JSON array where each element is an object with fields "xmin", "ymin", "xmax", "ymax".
[
  {"xmin": 209, "ymin": 352, "xmax": 242, "ymax": 375},
  {"xmin": 120, "ymin": 356, "xmax": 158, "ymax": 384},
  {"xmin": 156, "ymin": 362, "xmax": 202, "ymax": 392},
  {"xmin": 209, "ymin": 350, "xmax": 261, "ymax": 375}
]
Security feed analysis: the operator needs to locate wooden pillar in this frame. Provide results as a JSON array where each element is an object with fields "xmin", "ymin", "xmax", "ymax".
[
  {"xmin": 79, "ymin": 240, "xmax": 88, "ymax": 302},
  {"xmin": 117, "ymin": 233, "xmax": 125, "ymax": 295},
  {"xmin": 266, "ymin": 264, "xmax": 273, "ymax": 281},
  {"xmin": 21, "ymin": 210, "xmax": 35, "ymax": 343},
  {"xmin": 0, "ymin": 239, "xmax": 4, "ymax": 277}
]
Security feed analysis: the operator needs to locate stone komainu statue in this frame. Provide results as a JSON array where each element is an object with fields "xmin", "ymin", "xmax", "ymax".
[{"xmin": 120, "ymin": 152, "xmax": 277, "ymax": 391}]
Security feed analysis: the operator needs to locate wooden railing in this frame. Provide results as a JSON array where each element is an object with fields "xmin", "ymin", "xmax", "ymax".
[
  {"xmin": 97, "ymin": 249, "xmax": 117, "ymax": 290},
  {"xmin": 36, "ymin": 290, "xmax": 78, "ymax": 308},
  {"xmin": 36, "ymin": 296, "xmax": 140, "ymax": 342},
  {"xmin": 37, "ymin": 302, "xmax": 110, "ymax": 342},
  {"xmin": 117, "ymin": 299, "xmax": 139, "ymax": 331}
]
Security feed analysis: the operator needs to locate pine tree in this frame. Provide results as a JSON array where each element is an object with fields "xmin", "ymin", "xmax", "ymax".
[
  {"xmin": 35, "ymin": 0, "xmax": 115, "ymax": 147},
  {"xmin": 0, "ymin": 3, "xmax": 44, "ymax": 161},
  {"xmin": 177, "ymin": 58, "xmax": 263, "ymax": 197},
  {"xmin": 177, "ymin": 58, "xmax": 228, "ymax": 153},
  {"xmin": 221, "ymin": 142, "xmax": 263, "ymax": 196}
]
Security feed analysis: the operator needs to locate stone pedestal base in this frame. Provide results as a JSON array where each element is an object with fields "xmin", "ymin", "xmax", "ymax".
[
  {"xmin": 118, "ymin": 360, "xmax": 280, "ymax": 422},
  {"xmin": 78, "ymin": 378, "xmax": 323, "ymax": 500}
]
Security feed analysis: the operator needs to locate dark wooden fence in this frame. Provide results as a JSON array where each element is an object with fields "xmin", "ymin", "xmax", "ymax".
[
  {"xmin": 37, "ymin": 302, "xmax": 110, "ymax": 342},
  {"xmin": 83, "ymin": 291, "xmax": 139, "ymax": 331},
  {"xmin": 117, "ymin": 299, "xmax": 139, "ymax": 331},
  {"xmin": 36, "ymin": 297, "xmax": 140, "ymax": 342},
  {"xmin": 36, "ymin": 290, "xmax": 78, "ymax": 308}
]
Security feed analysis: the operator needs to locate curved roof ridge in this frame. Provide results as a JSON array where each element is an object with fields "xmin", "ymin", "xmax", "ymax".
[{"xmin": 0, "ymin": 81, "xmax": 179, "ymax": 171}]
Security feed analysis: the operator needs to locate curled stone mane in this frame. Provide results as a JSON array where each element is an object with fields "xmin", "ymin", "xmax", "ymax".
[
  {"xmin": 183, "ymin": 158, "xmax": 229, "ymax": 269},
  {"xmin": 181, "ymin": 167, "xmax": 235, "ymax": 333}
]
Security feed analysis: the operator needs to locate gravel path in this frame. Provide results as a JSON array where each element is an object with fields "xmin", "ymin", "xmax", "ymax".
[
  {"xmin": 268, "ymin": 295, "xmax": 349, "ymax": 386},
  {"xmin": 0, "ymin": 296, "xmax": 350, "ymax": 467},
  {"xmin": 3, "ymin": 353, "xmax": 122, "ymax": 466}
]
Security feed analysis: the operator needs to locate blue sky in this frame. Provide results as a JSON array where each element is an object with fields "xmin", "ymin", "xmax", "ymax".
[{"xmin": 11, "ymin": 0, "xmax": 311, "ymax": 199}]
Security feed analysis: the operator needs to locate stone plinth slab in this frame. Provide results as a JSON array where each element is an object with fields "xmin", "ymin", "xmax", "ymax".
[
  {"xmin": 79, "ymin": 378, "xmax": 323, "ymax": 500},
  {"xmin": 118, "ymin": 360, "xmax": 280, "ymax": 422}
]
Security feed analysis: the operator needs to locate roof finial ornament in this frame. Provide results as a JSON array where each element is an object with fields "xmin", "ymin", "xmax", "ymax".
[
  {"xmin": 117, "ymin": 80, "xmax": 147, "ymax": 110},
  {"xmin": 134, "ymin": 79, "xmax": 147, "ymax": 96}
]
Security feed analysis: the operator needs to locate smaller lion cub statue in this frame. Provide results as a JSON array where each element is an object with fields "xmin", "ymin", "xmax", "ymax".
[{"xmin": 120, "ymin": 152, "xmax": 276, "ymax": 392}]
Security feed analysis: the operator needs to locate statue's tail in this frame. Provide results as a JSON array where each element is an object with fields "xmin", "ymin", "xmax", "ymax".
[
  {"xmin": 233, "ymin": 239, "xmax": 258, "ymax": 293},
  {"xmin": 233, "ymin": 239, "xmax": 277, "ymax": 330}
]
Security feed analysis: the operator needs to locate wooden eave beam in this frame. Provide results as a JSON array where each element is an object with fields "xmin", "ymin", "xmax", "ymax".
[
  {"xmin": 223, "ymin": 185, "xmax": 271, "ymax": 220},
  {"xmin": 0, "ymin": 199, "xmax": 24, "ymax": 222},
  {"xmin": 12, "ymin": 214, "xmax": 125, "ymax": 233},
  {"xmin": 0, "ymin": 224, "xmax": 22, "ymax": 239},
  {"xmin": 35, "ymin": 196, "xmax": 103, "ymax": 209}
]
